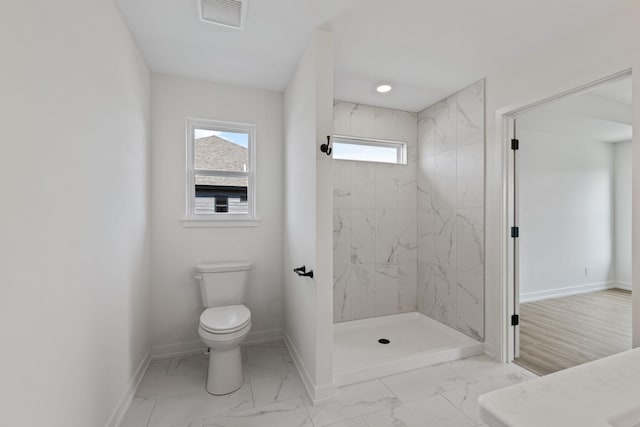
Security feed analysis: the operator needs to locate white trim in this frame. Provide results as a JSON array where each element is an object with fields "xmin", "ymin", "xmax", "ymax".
[
  {"xmin": 150, "ymin": 329, "xmax": 284, "ymax": 360},
  {"xmin": 496, "ymin": 69, "xmax": 634, "ymax": 363},
  {"xmin": 483, "ymin": 348, "xmax": 497, "ymax": 361},
  {"xmin": 332, "ymin": 134, "xmax": 408, "ymax": 165},
  {"xmin": 614, "ymin": 281, "xmax": 633, "ymax": 291},
  {"xmin": 243, "ymin": 328, "xmax": 284, "ymax": 345},
  {"xmin": 283, "ymin": 331, "xmax": 336, "ymax": 404},
  {"xmin": 334, "ymin": 341, "xmax": 483, "ymax": 387},
  {"xmin": 105, "ymin": 349, "xmax": 151, "ymax": 427},
  {"xmin": 180, "ymin": 218, "xmax": 260, "ymax": 228},
  {"xmin": 151, "ymin": 340, "xmax": 205, "ymax": 360},
  {"xmin": 185, "ymin": 117, "xmax": 257, "ymax": 221},
  {"xmin": 519, "ymin": 281, "xmax": 621, "ymax": 303}
]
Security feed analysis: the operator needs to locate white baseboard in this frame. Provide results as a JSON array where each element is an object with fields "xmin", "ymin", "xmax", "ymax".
[
  {"xmin": 244, "ymin": 328, "xmax": 284, "ymax": 345},
  {"xmin": 614, "ymin": 281, "xmax": 632, "ymax": 291},
  {"xmin": 483, "ymin": 348, "xmax": 497, "ymax": 362},
  {"xmin": 151, "ymin": 328, "xmax": 284, "ymax": 360},
  {"xmin": 105, "ymin": 349, "xmax": 151, "ymax": 427},
  {"xmin": 519, "ymin": 281, "xmax": 623, "ymax": 303},
  {"xmin": 283, "ymin": 331, "xmax": 336, "ymax": 404},
  {"xmin": 151, "ymin": 340, "xmax": 204, "ymax": 360}
]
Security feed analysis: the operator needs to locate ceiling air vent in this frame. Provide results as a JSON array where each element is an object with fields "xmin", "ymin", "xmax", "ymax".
[{"xmin": 199, "ymin": 0, "xmax": 247, "ymax": 30}]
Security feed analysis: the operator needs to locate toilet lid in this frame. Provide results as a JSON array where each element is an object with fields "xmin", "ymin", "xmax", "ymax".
[{"xmin": 200, "ymin": 305, "xmax": 251, "ymax": 334}]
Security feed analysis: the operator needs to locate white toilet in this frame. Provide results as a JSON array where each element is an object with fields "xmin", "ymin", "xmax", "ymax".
[{"xmin": 195, "ymin": 262, "xmax": 252, "ymax": 395}]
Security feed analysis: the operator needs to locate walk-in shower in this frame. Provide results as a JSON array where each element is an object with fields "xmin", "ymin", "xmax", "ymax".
[{"xmin": 332, "ymin": 80, "xmax": 486, "ymax": 384}]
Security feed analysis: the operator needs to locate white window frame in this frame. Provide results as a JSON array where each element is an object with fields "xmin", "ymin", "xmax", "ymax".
[
  {"xmin": 182, "ymin": 118, "xmax": 257, "ymax": 227},
  {"xmin": 331, "ymin": 135, "xmax": 408, "ymax": 165}
]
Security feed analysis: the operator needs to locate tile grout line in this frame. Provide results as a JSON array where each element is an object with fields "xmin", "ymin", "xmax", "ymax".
[
  {"xmin": 436, "ymin": 390, "xmax": 479, "ymax": 426},
  {"xmin": 360, "ymin": 415, "xmax": 373, "ymax": 427},
  {"xmin": 144, "ymin": 400, "xmax": 157, "ymax": 427},
  {"xmin": 164, "ymin": 357, "xmax": 171, "ymax": 375},
  {"xmin": 248, "ymin": 377, "xmax": 256, "ymax": 408},
  {"xmin": 376, "ymin": 377, "xmax": 398, "ymax": 399},
  {"xmin": 299, "ymin": 395, "xmax": 317, "ymax": 427}
]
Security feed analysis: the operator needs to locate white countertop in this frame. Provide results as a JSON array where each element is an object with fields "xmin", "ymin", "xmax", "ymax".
[{"xmin": 478, "ymin": 348, "xmax": 640, "ymax": 427}]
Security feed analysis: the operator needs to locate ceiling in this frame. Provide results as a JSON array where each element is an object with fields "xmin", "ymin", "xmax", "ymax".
[
  {"xmin": 116, "ymin": 0, "xmax": 633, "ymax": 112},
  {"xmin": 518, "ymin": 75, "xmax": 632, "ymax": 143}
]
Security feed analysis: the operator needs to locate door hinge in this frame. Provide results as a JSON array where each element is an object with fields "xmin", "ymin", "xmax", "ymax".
[
  {"xmin": 511, "ymin": 138, "xmax": 519, "ymax": 150},
  {"xmin": 511, "ymin": 226, "xmax": 519, "ymax": 238},
  {"xmin": 511, "ymin": 314, "xmax": 520, "ymax": 326}
]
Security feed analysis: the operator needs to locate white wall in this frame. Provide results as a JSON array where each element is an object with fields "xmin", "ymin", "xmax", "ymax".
[
  {"xmin": 483, "ymin": 2, "xmax": 640, "ymax": 358},
  {"xmin": 284, "ymin": 30, "xmax": 335, "ymax": 402},
  {"xmin": 332, "ymin": 102, "xmax": 418, "ymax": 322},
  {"xmin": 149, "ymin": 74, "xmax": 285, "ymax": 355},
  {"xmin": 517, "ymin": 129, "xmax": 615, "ymax": 301},
  {"xmin": 615, "ymin": 141, "xmax": 633, "ymax": 287},
  {"xmin": 417, "ymin": 80, "xmax": 486, "ymax": 341},
  {"xmin": 0, "ymin": 0, "xmax": 151, "ymax": 425}
]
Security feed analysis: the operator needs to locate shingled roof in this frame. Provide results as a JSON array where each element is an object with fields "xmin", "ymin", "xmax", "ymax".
[{"xmin": 195, "ymin": 135, "xmax": 248, "ymax": 187}]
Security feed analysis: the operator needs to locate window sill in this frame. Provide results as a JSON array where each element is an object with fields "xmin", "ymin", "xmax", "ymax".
[{"xmin": 180, "ymin": 217, "xmax": 260, "ymax": 228}]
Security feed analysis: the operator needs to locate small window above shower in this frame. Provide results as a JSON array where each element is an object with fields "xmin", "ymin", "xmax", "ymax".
[{"xmin": 332, "ymin": 135, "xmax": 407, "ymax": 165}]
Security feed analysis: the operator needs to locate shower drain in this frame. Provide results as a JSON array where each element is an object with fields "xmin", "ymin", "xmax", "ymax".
[{"xmin": 378, "ymin": 338, "xmax": 390, "ymax": 344}]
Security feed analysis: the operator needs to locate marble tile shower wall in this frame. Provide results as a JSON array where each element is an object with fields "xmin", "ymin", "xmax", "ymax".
[
  {"xmin": 332, "ymin": 102, "xmax": 418, "ymax": 322},
  {"xmin": 417, "ymin": 80, "xmax": 485, "ymax": 341}
]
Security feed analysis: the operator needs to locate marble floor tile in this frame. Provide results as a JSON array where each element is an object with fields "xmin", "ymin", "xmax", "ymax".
[
  {"xmin": 325, "ymin": 416, "xmax": 369, "ymax": 427},
  {"xmin": 202, "ymin": 398, "xmax": 312, "ymax": 427},
  {"xmin": 303, "ymin": 380, "xmax": 400, "ymax": 426},
  {"xmin": 130, "ymin": 343, "xmax": 533, "ymax": 427},
  {"xmin": 168, "ymin": 353, "xmax": 209, "ymax": 375},
  {"xmin": 136, "ymin": 367, "xmax": 206, "ymax": 400},
  {"xmin": 244, "ymin": 341, "xmax": 289, "ymax": 361},
  {"xmin": 145, "ymin": 358, "xmax": 171, "ymax": 377},
  {"xmin": 282, "ymin": 350, "xmax": 296, "ymax": 372},
  {"xmin": 250, "ymin": 371, "xmax": 306, "ymax": 407},
  {"xmin": 242, "ymin": 354, "xmax": 290, "ymax": 382},
  {"xmin": 362, "ymin": 394, "xmax": 476, "ymax": 427},
  {"xmin": 120, "ymin": 397, "xmax": 156, "ymax": 427},
  {"xmin": 147, "ymin": 384, "xmax": 254, "ymax": 427},
  {"xmin": 446, "ymin": 355, "xmax": 534, "ymax": 383},
  {"xmin": 441, "ymin": 372, "xmax": 533, "ymax": 424},
  {"xmin": 380, "ymin": 363, "xmax": 474, "ymax": 404},
  {"xmin": 242, "ymin": 342, "xmax": 291, "ymax": 382}
]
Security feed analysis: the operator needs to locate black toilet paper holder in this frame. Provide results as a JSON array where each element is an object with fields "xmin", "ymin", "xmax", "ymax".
[{"xmin": 293, "ymin": 265, "xmax": 314, "ymax": 278}]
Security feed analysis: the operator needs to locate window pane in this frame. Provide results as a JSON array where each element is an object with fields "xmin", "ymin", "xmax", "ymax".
[
  {"xmin": 332, "ymin": 137, "xmax": 405, "ymax": 164},
  {"xmin": 195, "ymin": 175, "xmax": 248, "ymax": 214},
  {"xmin": 194, "ymin": 129, "xmax": 249, "ymax": 172}
]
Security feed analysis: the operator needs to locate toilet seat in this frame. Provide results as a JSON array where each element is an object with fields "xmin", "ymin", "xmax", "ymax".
[{"xmin": 200, "ymin": 305, "xmax": 251, "ymax": 334}]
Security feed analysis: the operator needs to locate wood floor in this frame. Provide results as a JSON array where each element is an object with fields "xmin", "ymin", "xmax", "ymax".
[{"xmin": 514, "ymin": 288, "xmax": 632, "ymax": 376}]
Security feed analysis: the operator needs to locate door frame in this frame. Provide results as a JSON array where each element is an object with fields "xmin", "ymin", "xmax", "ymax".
[{"xmin": 498, "ymin": 69, "xmax": 634, "ymax": 363}]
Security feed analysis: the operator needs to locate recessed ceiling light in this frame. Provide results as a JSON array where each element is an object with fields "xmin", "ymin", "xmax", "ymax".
[{"xmin": 376, "ymin": 84, "xmax": 392, "ymax": 93}]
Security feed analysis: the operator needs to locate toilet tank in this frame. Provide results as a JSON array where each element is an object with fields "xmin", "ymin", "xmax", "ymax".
[{"xmin": 195, "ymin": 262, "xmax": 252, "ymax": 308}]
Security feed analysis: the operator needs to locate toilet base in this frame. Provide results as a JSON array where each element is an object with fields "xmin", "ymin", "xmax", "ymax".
[{"xmin": 206, "ymin": 346, "xmax": 243, "ymax": 395}]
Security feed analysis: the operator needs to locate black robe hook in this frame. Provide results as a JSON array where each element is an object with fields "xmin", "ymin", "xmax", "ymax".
[{"xmin": 320, "ymin": 135, "xmax": 332, "ymax": 156}]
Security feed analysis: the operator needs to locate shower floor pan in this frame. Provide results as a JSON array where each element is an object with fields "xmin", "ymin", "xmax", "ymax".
[{"xmin": 333, "ymin": 312, "xmax": 483, "ymax": 386}]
